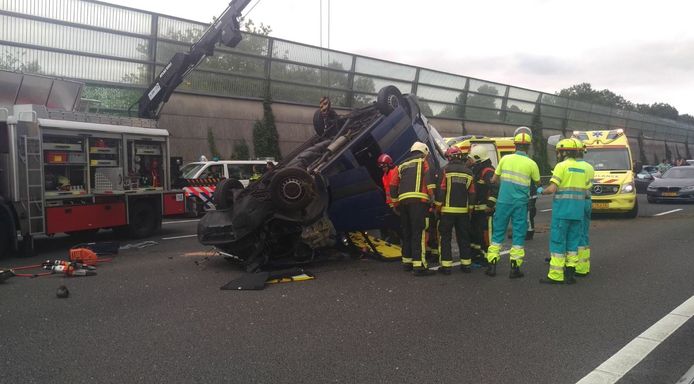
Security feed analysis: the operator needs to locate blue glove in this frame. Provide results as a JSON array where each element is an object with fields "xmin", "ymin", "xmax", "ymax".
[{"xmin": 536, "ymin": 187, "xmax": 544, "ymax": 195}]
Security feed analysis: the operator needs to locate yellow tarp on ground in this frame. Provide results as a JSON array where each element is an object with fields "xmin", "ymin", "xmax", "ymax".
[{"xmin": 347, "ymin": 232, "xmax": 401, "ymax": 260}]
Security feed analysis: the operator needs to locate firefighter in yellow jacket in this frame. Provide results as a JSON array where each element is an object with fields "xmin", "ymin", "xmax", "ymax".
[
  {"xmin": 537, "ymin": 138, "xmax": 594, "ymax": 284},
  {"xmin": 390, "ymin": 142, "xmax": 436, "ymax": 276},
  {"xmin": 435, "ymin": 146, "xmax": 476, "ymax": 274}
]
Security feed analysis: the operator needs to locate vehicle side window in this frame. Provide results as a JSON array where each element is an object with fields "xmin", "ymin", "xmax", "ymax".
[
  {"xmin": 240, "ymin": 165, "xmax": 255, "ymax": 180},
  {"xmin": 227, "ymin": 166, "xmax": 242, "ymax": 180},
  {"xmin": 200, "ymin": 164, "xmax": 223, "ymax": 179}
]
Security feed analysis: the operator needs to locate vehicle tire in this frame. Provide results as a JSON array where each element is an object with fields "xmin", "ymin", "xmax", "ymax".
[
  {"xmin": 625, "ymin": 200, "xmax": 638, "ymax": 218},
  {"xmin": 128, "ymin": 203, "xmax": 158, "ymax": 238},
  {"xmin": 376, "ymin": 85, "xmax": 402, "ymax": 115},
  {"xmin": 0, "ymin": 219, "xmax": 10, "ymax": 259},
  {"xmin": 270, "ymin": 167, "xmax": 314, "ymax": 212},
  {"xmin": 212, "ymin": 178, "xmax": 244, "ymax": 210}
]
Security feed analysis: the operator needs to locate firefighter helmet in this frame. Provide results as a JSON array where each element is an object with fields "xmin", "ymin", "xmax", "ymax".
[
  {"xmin": 445, "ymin": 146, "xmax": 464, "ymax": 160},
  {"xmin": 514, "ymin": 132, "xmax": 532, "ymax": 145},
  {"xmin": 470, "ymin": 145, "xmax": 489, "ymax": 163},
  {"xmin": 410, "ymin": 141, "xmax": 429, "ymax": 156},
  {"xmin": 377, "ymin": 153, "xmax": 394, "ymax": 167}
]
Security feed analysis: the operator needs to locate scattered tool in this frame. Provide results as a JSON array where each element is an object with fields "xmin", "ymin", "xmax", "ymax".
[
  {"xmin": 0, "ymin": 269, "xmax": 15, "ymax": 283},
  {"xmin": 220, "ymin": 268, "xmax": 315, "ymax": 291}
]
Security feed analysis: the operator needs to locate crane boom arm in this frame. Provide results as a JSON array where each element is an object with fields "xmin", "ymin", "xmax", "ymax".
[{"xmin": 136, "ymin": 0, "xmax": 252, "ymax": 119}]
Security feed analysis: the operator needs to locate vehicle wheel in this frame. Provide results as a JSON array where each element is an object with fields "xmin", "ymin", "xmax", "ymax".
[
  {"xmin": 625, "ymin": 200, "xmax": 638, "ymax": 218},
  {"xmin": 128, "ymin": 203, "xmax": 159, "ymax": 238},
  {"xmin": 270, "ymin": 167, "xmax": 314, "ymax": 212},
  {"xmin": 212, "ymin": 178, "xmax": 244, "ymax": 210},
  {"xmin": 0, "ymin": 219, "xmax": 10, "ymax": 259},
  {"xmin": 376, "ymin": 86, "xmax": 402, "ymax": 115}
]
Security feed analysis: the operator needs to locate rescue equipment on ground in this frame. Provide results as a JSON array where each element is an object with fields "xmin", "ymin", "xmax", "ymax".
[{"xmin": 220, "ymin": 268, "xmax": 315, "ymax": 290}]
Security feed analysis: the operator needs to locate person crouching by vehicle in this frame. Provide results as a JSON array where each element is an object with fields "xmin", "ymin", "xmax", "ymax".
[
  {"xmin": 390, "ymin": 142, "xmax": 436, "ymax": 276},
  {"xmin": 435, "ymin": 146, "xmax": 475, "ymax": 274},
  {"xmin": 377, "ymin": 153, "xmax": 401, "ymax": 244},
  {"xmin": 468, "ymin": 145, "xmax": 497, "ymax": 268},
  {"xmin": 537, "ymin": 139, "xmax": 594, "ymax": 284}
]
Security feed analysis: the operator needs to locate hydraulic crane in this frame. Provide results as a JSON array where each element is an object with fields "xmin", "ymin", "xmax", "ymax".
[{"xmin": 136, "ymin": 0, "xmax": 252, "ymax": 119}]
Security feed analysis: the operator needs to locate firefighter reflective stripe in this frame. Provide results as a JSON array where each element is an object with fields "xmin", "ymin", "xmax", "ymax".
[
  {"xmin": 473, "ymin": 204, "xmax": 487, "ymax": 210},
  {"xmin": 500, "ymin": 169, "xmax": 531, "ymax": 186},
  {"xmin": 396, "ymin": 157, "xmax": 429, "ymax": 202},
  {"xmin": 412, "ymin": 217, "xmax": 429, "ymax": 268},
  {"xmin": 402, "ymin": 257, "xmax": 413, "ymax": 265},
  {"xmin": 547, "ymin": 252, "xmax": 566, "ymax": 282},
  {"xmin": 461, "ymin": 258, "xmax": 471, "ymax": 266}
]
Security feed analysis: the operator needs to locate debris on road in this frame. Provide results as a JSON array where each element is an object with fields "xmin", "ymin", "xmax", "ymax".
[
  {"xmin": 119, "ymin": 241, "xmax": 159, "ymax": 250},
  {"xmin": 56, "ymin": 285, "xmax": 69, "ymax": 298},
  {"xmin": 220, "ymin": 268, "xmax": 315, "ymax": 291}
]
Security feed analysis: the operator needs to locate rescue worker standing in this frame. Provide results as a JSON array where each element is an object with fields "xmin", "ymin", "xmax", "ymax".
[
  {"xmin": 377, "ymin": 153, "xmax": 401, "ymax": 244},
  {"xmin": 390, "ymin": 142, "xmax": 436, "ymax": 275},
  {"xmin": 469, "ymin": 145, "xmax": 497, "ymax": 267},
  {"xmin": 377, "ymin": 153, "xmax": 398, "ymax": 209},
  {"xmin": 486, "ymin": 132, "xmax": 540, "ymax": 278},
  {"xmin": 573, "ymin": 139, "xmax": 593, "ymax": 277},
  {"xmin": 435, "ymin": 146, "xmax": 475, "ymax": 274},
  {"xmin": 537, "ymin": 139, "xmax": 594, "ymax": 284}
]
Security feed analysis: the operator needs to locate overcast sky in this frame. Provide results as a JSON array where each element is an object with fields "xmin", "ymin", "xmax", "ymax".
[{"xmin": 103, "ymin": 0, "xmax": 694, "ymax": 115}]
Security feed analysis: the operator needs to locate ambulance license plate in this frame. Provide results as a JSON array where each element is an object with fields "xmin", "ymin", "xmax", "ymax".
[
  {"xmin": 662, "ymin": 192, "xmax": 678, "ymax": 197},
  {"xmin": 592, "ymin": 203, "xmax": 609, "ymax": 209}
]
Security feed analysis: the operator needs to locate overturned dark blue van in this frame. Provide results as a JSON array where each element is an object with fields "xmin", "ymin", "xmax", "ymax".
[{"xmin": 197, "ymin": 86, "xmax": 449, "ymax": 270}]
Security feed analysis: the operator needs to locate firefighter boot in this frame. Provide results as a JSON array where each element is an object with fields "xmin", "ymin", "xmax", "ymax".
[
  {"xmin": 564, "ymin": 266, "xmax": 577, "ymax": 285},
  {"xmin": 485, "ymin": 259, "xmax": 497, "ymax": 277},
  {"xmin": 402, "ymin": 263, "xmax": 413, "ymax": 272},
  {"xmin": 509, "ymin": 260, "xmax": 524, "ymax": 279},
  {"xmin": 413, "ymin": 267, "xmax": 434, "ymax": 276}
]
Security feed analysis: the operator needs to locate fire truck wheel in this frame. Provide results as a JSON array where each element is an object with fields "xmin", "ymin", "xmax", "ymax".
[
  {"xmin": 213, "ymin": 178, "xmax": 244, "ymax": 210},
  {"xmin": 0, "ymin": 220, "xmax": 9, "ymax": 259},
  {"xmin": 376, "ymin": 85, "xmax": 402, "ymax": 115},
  {"xmin": 129, "ymin": 203, "xmax": 158, "ymax": 239},
  {"xmin": 270, "ymin": 167, "xmax": 313, "ymax": 212}
]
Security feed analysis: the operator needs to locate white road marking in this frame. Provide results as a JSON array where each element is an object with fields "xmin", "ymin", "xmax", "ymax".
[
  {"xmin": 653, "ymin": 208, "xmax": 683, "ymax": 217},
  {"xmin": 540, "ymin": 209, "xmax": 552, "ymax": 212},
  {"xmin": 677, "ymin": 364, "xmax": 694, "ymax": 384},
  {"xmin": 162, "ymin": 234, "xmax": 197, "ymax": 240},
  {"xmin": 576, "ymin": 295, "xmax": 694, "ymax": 384},
  {"xmin": 162, "ymin": 219, "xmax": 200, "ymax": 225}
]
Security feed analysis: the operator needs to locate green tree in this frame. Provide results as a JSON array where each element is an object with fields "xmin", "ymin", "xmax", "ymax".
[
  {"xmin": 437, "ymin": 92, "xmax": 466, "ymax": 119},
  {"xmin": 648, "ymin": 102, "xmax": 679, "ymax": 120},
  {"xmin": 465, "ymin": 85, "xmax": 500, "ymax": 122},
  {"xmin": 230, "ymin": 139, "xmax": 250, "ymax": 160},
  {"xmin": 556, "ymin": 83, "xmax": 634, "ymax": 110},
  {"xmin": 0, "ymin": 51, "xmax": 43, "ymax": 73},
  {"xmin": 253, "ymin": 97, "xmax": 281, "ymax": 160}
]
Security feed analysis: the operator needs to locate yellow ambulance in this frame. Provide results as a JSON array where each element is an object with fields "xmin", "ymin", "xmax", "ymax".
[
  {"xmin": 572, "ymin": 129, "xmax": 638, "ymax": 218},
  {"xmin": 445, "ymin": 135, "xmax": 516, "ymax": 166}
]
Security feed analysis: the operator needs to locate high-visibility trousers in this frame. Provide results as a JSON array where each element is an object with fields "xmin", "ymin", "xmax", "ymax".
[
  {"xmin": 399, "ymin": 201, "xmax": 429, "ymax": 268},
  {"xmin": 576, "ymin": 200, "xmax": 592, "ymax": 275},
  {"xmin": 470, "ymin": 211, "xmax": 492, "ymax": 260},
  {"xmin": 438, "ymin": 213, "xmax": 471, "ymax": 268},
  {"xmin": 546, "ymin": 216, "xmax": 582, "ymax": 282},
  {"xmin": 487, "ymin": 202, "xmax": 528, "ymax": 266}
]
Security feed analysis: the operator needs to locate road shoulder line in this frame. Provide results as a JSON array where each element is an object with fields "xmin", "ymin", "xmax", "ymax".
[{"xmin": 576, "ymin": 295, "xmax": 694, "ymax": 384}]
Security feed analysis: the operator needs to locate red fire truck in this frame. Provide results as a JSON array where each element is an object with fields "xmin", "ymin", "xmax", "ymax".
[{"xmin": 0, "ymin": 71, "xmax": 186, "ymax": 258}]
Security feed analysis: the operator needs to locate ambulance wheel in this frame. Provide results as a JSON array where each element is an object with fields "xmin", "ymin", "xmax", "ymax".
[
  {"xmin": 213, "ymin": 178, "xmax": 244, "ymax": 210},
  {"xmin": 624, "ymin": 200, "xmax": 638, "ymax": 218},
  {"xmin": 376, "ymin": 86, "xmax": 402, "ymax": 115},
  {"xmin": 270, "ymin": 167, "xmax": 313, "ymax": 212},
  {"xmin": 129, "ymin": 203, "xmax": 158, "ymax": 238}
]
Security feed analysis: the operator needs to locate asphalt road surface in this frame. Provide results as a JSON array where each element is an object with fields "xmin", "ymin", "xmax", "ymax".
[{"xmin": 1, "ymin": 195, "xmax": 693, "ymax": 384}]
